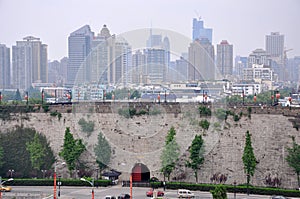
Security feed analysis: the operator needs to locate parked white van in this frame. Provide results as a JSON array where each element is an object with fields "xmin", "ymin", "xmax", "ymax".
[{"xmin": 177, "ymin": 189, "xmax": 195, "ymax": 198}]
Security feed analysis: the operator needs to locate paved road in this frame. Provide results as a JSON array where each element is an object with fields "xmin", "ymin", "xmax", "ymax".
[{"xmin": 1, "ymin": 185, "xmax": 299, "ymax": 199}]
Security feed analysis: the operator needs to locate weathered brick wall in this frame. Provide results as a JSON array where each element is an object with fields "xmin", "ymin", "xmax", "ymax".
[{"xmin": 0, "ymin": 103, "xmax": 299, "ymax": 188}]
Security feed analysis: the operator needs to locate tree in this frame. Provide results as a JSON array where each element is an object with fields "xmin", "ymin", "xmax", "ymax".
[
  {"xmin": 286, "ymin": 136, "xmax": 300, "ymax": 187},
  {"xmin": 210, "ymin": 184, "xmax": 227, "ymax": 199},
  {"xmin": 94, "ymin": 132, "xmax": 111, "ymax": 173},
  {"xmin": 59, "ymin": 127, "xmax": 86, "ymax": 175},
  {"xmin": 26, "ymin": 133, "xmax": 45, "ymax": 171},
  {"xmin": 242, "ymin": 131, "xmax": 257, "ymax": 194},
  {"xmin": 0, "ymin": 126, "xmax": 55, "ymax": 178},
  {"xmin": 15, "ymin": 89, "xmax": 22, "ymax": 101},
  {"xmin": 186, "ymin": 134, "xmax": 205, "ymax": 183},
  {"xmin": 160, "ymin": 126, "xmax": 180, "ymax": 181}
]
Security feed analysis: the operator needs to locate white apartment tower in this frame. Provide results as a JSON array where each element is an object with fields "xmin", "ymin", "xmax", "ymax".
[{"xmin": 12, "ymin": 36, "xmax": 48, "ymax": 90}]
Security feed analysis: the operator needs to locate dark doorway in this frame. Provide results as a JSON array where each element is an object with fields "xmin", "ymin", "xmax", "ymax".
[{"xmin": 131, "ymin": 163, "xmax": 150, "ymax": 182}]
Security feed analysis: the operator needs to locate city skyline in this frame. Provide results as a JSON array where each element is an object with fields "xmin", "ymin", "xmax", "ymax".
[{"xmin": 0, "ymin": 0, "xmax": 299, "ymax": 61}]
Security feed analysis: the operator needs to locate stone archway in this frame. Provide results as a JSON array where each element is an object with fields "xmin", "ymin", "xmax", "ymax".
[{"xmin": 131, "ymin": 163, "xmax": 150, "ymax": 182}]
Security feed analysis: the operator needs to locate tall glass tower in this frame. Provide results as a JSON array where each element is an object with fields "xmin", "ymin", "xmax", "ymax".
[{"xmin": 192, "ymin": 18, "xmax": 212, "ymax": 43}]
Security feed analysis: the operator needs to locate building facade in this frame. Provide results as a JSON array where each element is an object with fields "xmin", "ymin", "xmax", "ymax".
[
  {"xmin": 67, "ymin": 25, "xmax": 94, "ymax": 87},
  {"xmin": 248, "ymin": 49, "xmax": 272, "ymax": 68},
  {"xmin": 216, "ymin": 40, "xmax": 233, "ymax": 77},
  {"xmin": 0, "ymin": 44, "xmax": 11, "ymax": 89},
  {"xmin": 12, "ymin": 36, "xmax": 48, "ymax": 90},
  {"xmin": 192, "ymin": 18, "xmax": 213, "ymax": 43},
  {"xmin": 188, "ymin": 38, "xmax": 215, "ymax": 81}
]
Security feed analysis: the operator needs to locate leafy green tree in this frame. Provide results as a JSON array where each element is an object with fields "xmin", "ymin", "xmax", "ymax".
[
  {"xmin": 186, "ymin": 134, "xmax": 205, "ymax": 183},
  {"xmin": 165, "ymin": 126, "xmax": 176, "ymax": 144},
  {"xmin": 242, "ymin": 131, "xmax": 257, "ymax": 194},
  {"xmin": 15, "ymin": 89, "xmax": 22, "ymax": 101},
  {"xmin": 26, "ymin": 133, "xmax": 45, "ymax": 171},
  {"xmin": 160, "ymin": 127, "xmax": 180, "ymax": 181},
  {"xmin": 210, "ymin": 184, "xmax": 227, "ymax": 199},
  {"xmin": 0, "ymin": 126, "xmax": 55, "ymax": 178},
  {"xmin": 94, "ymin": 132, "xmax": 111, "ymax": 173},
  {"xmin": 286, "ymin": 136, "xmax": 300, "ymax": 187},
  {"xmin": 59, "ymin": 127, "xmax": 86, "ymax": 175}
]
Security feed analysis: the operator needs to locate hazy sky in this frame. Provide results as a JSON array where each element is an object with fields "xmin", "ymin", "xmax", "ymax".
[{"xmin": 0, "ymin": 0, "xmax": 299, "ymax": 61}]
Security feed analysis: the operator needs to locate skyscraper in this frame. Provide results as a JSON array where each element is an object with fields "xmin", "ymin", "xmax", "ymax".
[
  {"xmin": 217, "ymin": 40, "xmax": 233, "ymax": 77},
  {"xmin": 192, "ymin": 18, "xmax": 213, "ymax": 43},
  {"xmin": 67, "ymin": 25, "xmax": 94, "ymax": 87},
  {"xmin": 0, "ymin": 44, "xmax": 11, "ymax": 89},
  {"xmin": 91, "ymin": 25, "xmax": 111, "ymax": 84},
  {"xmin": 266, "ymin": 32, "xmax": 284, "ymax": 59},
  {"xmin": 144, "ymin": 31, "xmax": 170, "ymax": 83},
  {"xmin": 12, "ymin": 36, "xmax": 48, "ymax": 90},
  {"xmin": 265, "ymin": 32, "xmax": 286, "ymax": 81},
  {"xmin": 188, "ymin": 38, "xmax": 215, "ymax": 81}
]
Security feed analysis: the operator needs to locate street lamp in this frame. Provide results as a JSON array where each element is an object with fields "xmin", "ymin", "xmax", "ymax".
[
  {"xmin": 95, "ymin": 168, "xmax": 99, "ymax": 188},
  {"xmin": 41, "ymin": 170, "xmax": 47, "ymax": 178},
  {"xmin": 80, "ymin": 178, "xmax": 94, "ymax": 199},
  {"xmin": 58, "ymin": 175, "xmax": 62, "ymax": 197},
  {"xmin": 8, "ymin": 170, "xmax": 14, "ymax": 178},
  {"xmin": 233, "ymin": 181, "xmax": 236, "ymax": 199},
  {"xmin": 54, "ymin": 162, "xmax": 65, "ymax": 199}
]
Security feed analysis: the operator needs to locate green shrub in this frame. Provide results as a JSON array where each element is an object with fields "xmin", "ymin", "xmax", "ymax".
[
  {"xmin": 200, "ymin": 119, "xmax": 210, "ymax": 130},
  {"xmin": 211, "ymin": 185, "xmax": 227, "ymax": 199},
  {"xmin": 199, "ymin": 106, "xmax": 212, "ymax": 116},
  {"xmin": 78, "ymin": 118, "xmax": 95, "ymax": 136}
]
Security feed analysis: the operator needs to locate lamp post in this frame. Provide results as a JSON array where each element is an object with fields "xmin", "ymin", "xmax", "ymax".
[
  {"xmin": 0, "ymin": 177, "xmax": 13, "ymax": 199},
  {"xmin": 41, "ymin": 89, "xmax": 44, "ymax": 105},
  {"xmin": 54, "ymin": 162, "xmax": 65, "ymax": 199},
  {"xmin": 164, "ymin": 90, "xmax": 167, "ymax": 103},
  {"xmin": 80, "ymin": 178, "xmax": 94, "ymax": 199},
  {"xmin": 8, "ymin": 170, "xmax": 14, "ymax": 178},
  {"xmin": 58, "ymin": 175, "xmax": 61, "ymax": 197},
  {"xmin": 0, "ymin": 91, "xmax": 2, "ymax": 104},
  {"xmin": 95, "ymin": 168, "xmax": 99, "ymax": 188},
  {"xmin": 233, "ymin": 181, "xmax": 236, "ymax": 199},
  {"xmin": 41, "ymin": 170, "xmax": 47, "ymax": 178}
]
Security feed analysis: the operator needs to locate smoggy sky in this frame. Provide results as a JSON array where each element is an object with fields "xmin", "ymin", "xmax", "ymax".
[{"xmin": 0, "ymin": 0, "xmax": 299, "ymax": 61}]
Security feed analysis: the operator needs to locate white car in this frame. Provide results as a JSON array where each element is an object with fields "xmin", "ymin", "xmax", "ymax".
[{"xmin": 177, "ymin": 189, "xmax": 194, "ymax": 198}]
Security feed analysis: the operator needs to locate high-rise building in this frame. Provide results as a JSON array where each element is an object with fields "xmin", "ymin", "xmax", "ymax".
[
  {"xmin": 145, "ymin": 48, "xmax": 166, "ymax": 83},
  {"xmin": 91, "ymin": 25, "xmax": 111, "ymax": 84},
  {"xmin": 144, "ymin": 31, "xmax": 170, "ymax": 83},
  {"xmin": 188, "ymin": 38, "xmax": 215, "ymax": 81},
  {"xmin": 234, "ymin": 56, "xmax": 247, "ymax": 79},
  {"xmin": 12, "ymin": 36, "xmax": 48, "ymax": 90},
  {"xmin": 248, "ymin": 49, "xmax": 272, "ymax": 67},
  {"xmin": 113, "ymin": 37, "xmax": 132, "ymax": 85},
  {"xmin": 0, "ymin": 44, "xmax": 11, "ymax": 89},
  {"xmin": 132, "ymin": 50, "xmax": 146, "ymax": 84},
  {"xmin": 192, "ymin": 18, "xmax": 213, "ymax": 43},
  {"xmin": 216, "ymin": 40, "xmax": 233, "ymax": 77},
  {"xmin": 265, "ymin": 32, "xmax": 286, "ymax": 81},
  {"xmin": 67, "ymin": 25, "xmax": 94, "ymax": 87},
  {"xmin": 266, "ymin": 32, "xmax": 284, "ymax": 59}
]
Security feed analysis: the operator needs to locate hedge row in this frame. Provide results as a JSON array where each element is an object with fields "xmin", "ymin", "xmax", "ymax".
[
  {"xmin": 150, "ymin": 182, "xmax": 300, "ymax": 198},
  {"xmin": 4, "ymin": 178, "xmax": 111, "ymax": 187}
]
